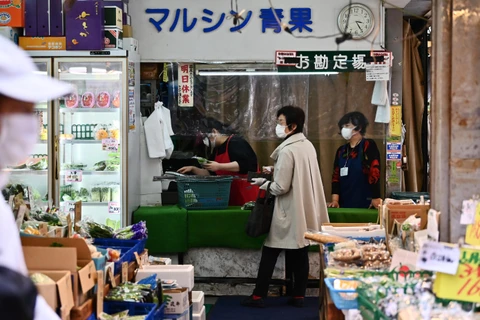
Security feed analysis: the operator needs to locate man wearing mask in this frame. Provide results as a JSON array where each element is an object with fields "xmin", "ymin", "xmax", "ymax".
[{"xmin": 0, "ymin": 35, "xmax": 72, "ymax": 319}]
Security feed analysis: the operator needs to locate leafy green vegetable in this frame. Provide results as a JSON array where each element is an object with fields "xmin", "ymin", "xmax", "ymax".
[
  {"xmin": 93, "ymin": 161, "xmax": 107, "ymax": 171},
  {"xmin": 29, "ymin": 158, "xmax": 48, "ymax": 170},
  {"xmin": 86, "ymin": 221, "xmax": 114, "ymax": 238},
  {"xmin": 91, "ymin": 187, "xmax": 101, "ymax": 202}
]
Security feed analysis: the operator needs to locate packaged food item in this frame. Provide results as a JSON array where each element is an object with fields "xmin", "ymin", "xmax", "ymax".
[
  {"xmin": 112, "ymin": 91, "xmax": 121, "ymax": 108},
  {"xmin": 95, "ymin": 124, "xmax": 110, "ymax": 140},
  {"xmin": 81, "ymin": 92, "xmax": 95, "ymax": 108},
  {"xmin": 96, "ymin": 91, "xmax": 111, "ymax": 108},
  {"xmin": 26, "ymin": 157, "xmax": 48, "ymax": 170},
  {"xmin": 64, "ymin": 92, "xmax": 79, "ymax": 108}
]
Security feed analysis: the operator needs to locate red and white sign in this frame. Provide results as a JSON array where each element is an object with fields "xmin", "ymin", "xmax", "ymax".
[
  {"xmin": 371, "ymin": 51, "xmax": 393, "ymax": 66},
  {"xmin": 275, "ymin": 50, "xmax": 298, "ymax": 66},
  {"xmin": 178, "ymin": 63, "xmax": 194, "ymax": 107}
]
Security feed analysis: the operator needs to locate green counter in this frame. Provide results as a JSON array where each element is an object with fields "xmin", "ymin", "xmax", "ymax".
[
  {"xmin": 133, "ymin": 205, "xmax": 188, "ymax": 254},
  {"xmin": 133, "ymin": 205, "xmax": 378, "ymax": 253}
]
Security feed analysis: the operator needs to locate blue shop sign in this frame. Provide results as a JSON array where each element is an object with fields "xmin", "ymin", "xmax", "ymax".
[
  {"xmin": 145, "ymin": 7, "xmax": 313, "ymax": 33},
  {"xmin": 387, "ymin": 143, "xmax": 402, "ymax": 151},
  {"xmin": 387, "ymin": 153, "xmax": 402, "ymax": 161}
]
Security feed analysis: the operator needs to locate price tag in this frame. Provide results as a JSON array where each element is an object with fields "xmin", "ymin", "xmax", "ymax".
[
  {"xmin": 66, "ymin": 214, "xmax": 72, "ymax": 238},
  {"xmin": 434, "ymin": 247, "xmax": 480, "ymax": 303},
  {"xmin": 102, "ymin": 138, "xmax": 119, "ymax": 152},
  {"xmin": 65, "ymin": 170, "xmax": 83, "ymax": 183},
  {"xmin": 107, "ymin": 267, "xmax": 116, "ymax": 288},
  {"xmin": 108, "ymin": 202, "xmax": 120, "ymax": 215},
  {"xmin": 461, "ymin": 200, "xmax": 478, "ymax": 225},
  {"xmin": 121, "ymin": 262, "xmax": 128, "ymax": 283},
  {"xmin": 96, "ymin": 270, "xmax": 104, "ymax": 316},
  {"xmin": 27, "ymin": 186, "xmax": 34, "ymax": 207},
  {"xmin": 466, "ymin": 203, "xmax": 480, "ymax": 245},
  {"xmin": 141, "ymin": 250, "xmax": 149, "ymax": 266},
  {"xmin": 417, "ymin": 241, "xmax": 460, "ymax": 275},
  {"xmin": 8, "ymin": 195, "xmax": 14, "ymax": 209},
  {"xmin": 134, "ymin": 252, "xmax": 142, "ymax": 269},
  {"xmin": 15, "ymin": 205, "xmax": 27, "ymax": 230}
]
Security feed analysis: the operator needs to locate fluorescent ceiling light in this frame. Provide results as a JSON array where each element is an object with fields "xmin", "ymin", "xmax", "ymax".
[{"xmin": 197, "ymin": 71, "xmax": 339, "ymax": 76}]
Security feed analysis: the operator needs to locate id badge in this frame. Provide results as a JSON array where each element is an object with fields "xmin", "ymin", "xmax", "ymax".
[{"xmin": 340, "ymin": 167, "xmax": 348, "ymax": 177}]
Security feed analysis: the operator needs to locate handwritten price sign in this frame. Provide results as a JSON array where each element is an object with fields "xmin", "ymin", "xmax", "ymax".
[
  {"xmin": 108, "ymin": 202, "xmax": 120, "ymax": 215},
  {"xmin": 65, "ymin": 170, "xmax": 83, "ymax": 183},
  {"xmin": 434, "ymin": 247, "xmax": 480, "ymax": 303},
  {"xmin": 102, "ymin": 139, "xmax": 119, "ymax": 152},
  {"xmin": 466, "ymin": 203, "xmax": 480, "ymax": 245}
]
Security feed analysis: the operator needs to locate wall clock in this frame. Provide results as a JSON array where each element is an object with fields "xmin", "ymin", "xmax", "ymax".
[{"xmin": 337, "ymin": 3, "xmax": 375, "ymax": 40}]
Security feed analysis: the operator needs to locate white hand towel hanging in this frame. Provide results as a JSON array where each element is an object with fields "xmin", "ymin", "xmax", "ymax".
[
  {"xmin": 144, "ymin": 108, "xmax": 166, "ymax": 159},
  {"xmin": 155, "ymin": 101, "xmax": 174, "ymax": 159},
  {"xmin": 372, "ymin": 80, "xmax": 391, "ymax": 124}
]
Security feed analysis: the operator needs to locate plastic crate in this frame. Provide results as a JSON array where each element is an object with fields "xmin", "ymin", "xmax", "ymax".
[
  {"xmin": 103, "ymin": 301, "xmax": 165, "ymax": 320},
  {"xmin": 358, "ymin": 294, "xmax": 389, "ymax": 320},
  {"xmin": 176, "ymin": 176, "xmax": 232, "ymax": 210},
  {"xmin": 94, "ymin": 238, "xmax": 147, "ymax": 256},
  {"xmin": 96, "ymin": 245, "xmax": 136, "ymax": 274},
  {"xmin": 324, "ymin": 278, "xmax": 359, "ymax": 310},
  {"xmin": 391, "ymin": 191, "xmax": 430, "ymax": 202}
]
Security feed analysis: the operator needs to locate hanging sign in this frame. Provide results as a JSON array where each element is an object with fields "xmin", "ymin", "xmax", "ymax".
[
  {"xmin": 434, "ymin": 247, "xmax": 480, "ymax": 303},
  {"xmin": 108, "ymin": 202, "xmax": 121, "ymax": 215},
  {"xmin": 389, "ymin": 105, "xmax": 402, "ymax": 137},
  {"xmin": 365, "ymin": 63, "xmax": 390, "ymax": 81},
  {"xmin": 102, "ymin": 138, "xmax": 119, "ymax": 152},
  {"xmin": 275, "ymin": 50, "xmax": 392, "ymax": 73},
  {"xmin": 178, "ymin": 63, "xmax": 194, "ymax": 107},
  {"xmin": 65, "ymin": 170, "xmax": 83, "ymax": 183},
  {"xmin": 466, "ymin": 203, "xmax": 480, "ymax": 245}
]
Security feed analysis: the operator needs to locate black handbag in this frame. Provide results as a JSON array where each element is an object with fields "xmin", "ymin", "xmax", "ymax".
[{"xmin": 245, "ymin": 183, "xmax": 275, "ymax": 237}]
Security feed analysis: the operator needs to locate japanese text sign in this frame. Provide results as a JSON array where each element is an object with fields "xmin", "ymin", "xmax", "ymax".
[
  {"xmin": 102, "ymin": 138, "xmax": 119, "ymax": 152},
  {"xmin": 108, "ymin": 202, "xmax": 120, "ymax": 215},
  {"xmin": 389, "ymin": 105, "xmax": 402, "ymax": 137},
  {"xmin": 466, "ymin": 202, "xmax": 480, "ymax": 245},
  {"xmin": 145, "ymin": 7, "xmax": 314, "ymax": 34},
  {"xmin": 416, "ymin": 241, "xmax": 460, "ymax": 275},
  {"xmin": 65, "ymin": 170, "xmax": 83, "ymax": 183},
  {"xmin": 178, "ymin": 63, "xmax": 194, "ymax": 107},
  {"xmin": 275, "ymin": 51, "xmax": 391, "ymax": 73},
  {"xmin": 434, "ymin": 247, "xmax": 480, "ymax": 303}
]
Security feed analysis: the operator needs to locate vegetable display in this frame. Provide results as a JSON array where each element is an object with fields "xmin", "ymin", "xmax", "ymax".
[
  {"xmin": 83, "ymin": 221, "xmax": 115, "ymax": 238},
  {"xmin": 27, "ymin": 157, "xmax": 48, "ymax": 171},
  {"xmin": 105, "ymin": 282, "xmax": 156, "ymax": 303},
  {"xmin": 114, "ymin": 221, "xmax": 148, "ymax": 240}
]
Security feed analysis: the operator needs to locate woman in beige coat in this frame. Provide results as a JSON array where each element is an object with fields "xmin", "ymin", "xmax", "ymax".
[{"xmin": 243, "ymin": 106, "xmax": 329, "ymax": 308}]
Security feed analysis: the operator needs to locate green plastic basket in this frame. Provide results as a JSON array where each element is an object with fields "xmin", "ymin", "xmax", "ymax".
[
  {"xmin": 71, "ymin": 124, "xmax": 96, "ymax": 140},
  {"xmin": 176, "ymin": 176, "xmax": 232, "ymax": 210}
]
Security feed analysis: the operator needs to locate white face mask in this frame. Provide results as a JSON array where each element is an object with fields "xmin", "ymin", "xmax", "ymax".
[
  {"xmin": 275, "ymin": 124, "xmax": 287, "ymax": 139},
  {"xmin": 203, "ymin": 137, "xmax": 209, "ymax": 147},
  {"xmin": 0, "ymin": 114, "xmax": 38, "ymax": 168},
  {"xmin": 341, "ymin": 127, "xmax": 356, "ymax": 140}
]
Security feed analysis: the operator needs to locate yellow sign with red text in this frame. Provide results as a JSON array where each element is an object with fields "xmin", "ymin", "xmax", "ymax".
[
  {"xmin": 434, "ymin": 247, "xmax": 480, "ymax": 303},
  {"xmin": 466, "ymin": 204, "xmax": 480, "ymax": 246},
  {"xmin": 389, "ymin": 105, "xmax": 402, "ymax": 137}
]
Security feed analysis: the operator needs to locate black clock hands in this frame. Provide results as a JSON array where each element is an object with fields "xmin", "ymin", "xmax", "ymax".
[{"xmin": 355, "ymin": 21, "xmax": 363, "ymax": 33}]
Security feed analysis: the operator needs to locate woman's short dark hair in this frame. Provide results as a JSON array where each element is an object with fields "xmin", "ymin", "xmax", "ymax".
[
  {"xmin": 277, "ymin": 106, "xmax": 305, "ymax": 133},
  {"xmin": 202, "ymin": 117, "xmax": 236, "ymax": 135},
  {"xmin": 337, "ymin": 111, "xmax": 369, "ymax": 135}
]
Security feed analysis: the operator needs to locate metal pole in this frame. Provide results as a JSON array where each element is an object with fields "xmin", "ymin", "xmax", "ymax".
[{"xmin": 430, "ymin": 0, "xmax": 452, "ymax": 242}]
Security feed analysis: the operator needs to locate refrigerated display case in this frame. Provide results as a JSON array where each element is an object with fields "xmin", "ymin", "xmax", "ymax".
[
  {"xmin": 2, "ymin": 59, "xmax": 53, "ymax": 207},
  {"xmin": 26, "ymin": 50, "xmax": 141, "ymax": 227}
]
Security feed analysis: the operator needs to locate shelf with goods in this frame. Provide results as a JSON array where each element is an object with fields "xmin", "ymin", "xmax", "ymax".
[{"xmin": 56, "ymin": 59, "xmax": 124, "ymax": 227}]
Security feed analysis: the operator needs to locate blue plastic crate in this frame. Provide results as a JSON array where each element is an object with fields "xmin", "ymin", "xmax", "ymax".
[
  {"xmin": 324, "ymin": 278, "xmax": 359, "ymax": 310},
  {"xmin": 176, "ymin": 176, "xmax": 232, "ymax": 210},
  {"xmin": 103, "ymin": 301, "xmax": 165, "ymax": 320},
  {"xmin": 96, "ymin": 245, "xmax": 136, "ymax": 274},
  {"xmin": 94, "ymin": 238, "xmax": 147, "ymax": 255}
]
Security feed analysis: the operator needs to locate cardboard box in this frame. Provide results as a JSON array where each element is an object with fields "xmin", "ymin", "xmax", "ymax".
[
  {"xmin": 22, "ymin": 237, "xmax": 96, "ymax": 306},
  {"xmin": 123, "ymin": 24, "xmax": 132, "ymax": 37},
  {"xmin": 104, "ymin": 6, "xmax": 122, "ymax": 29},
  {"xmin": 0, "ymin": 26, "xmax": 20, "ymax": 43},
  {"xmin": 24, "ymin": 0, "xmax": 37, "ymax": 35},
  {"xmin": 163, "ymin": 287, "xmax": 189, "ymax": 314},
  {"xmin": 19, "ymin": 36, "xmax": 66, "ymax": 50},
  {"xmin": 123, "ymin": 37, "xmax": 137, "ymax": 52},
  {"xmin": 66, "ymin": 0, "xmax": 104, "ymax": 50},
  {"xmin": 104, "ymin": 27, "xmax": 123, "ymax": 49},
  {"xmin": 49, "ymin": 0, "xmax": 64, "ymax": 36},
  {"xmin": 0, "ymin": 0, "xmax": 24, "ymax": 27},
  {"xmin": 136, "ymin": 265, "xmax": 194, "ymax": 291},
  {"xmin": 29, "ymin": 270, "xmax": 75, "ymax": 319},
  {"xmin": 385, "ymin": 204, "xmax": 430, "ymax": 233}
]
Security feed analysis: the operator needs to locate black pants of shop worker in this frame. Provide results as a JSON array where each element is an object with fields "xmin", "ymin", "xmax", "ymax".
[{"xmin": 253, "ymin": 245, "xmax": 310, "ymax": 298}]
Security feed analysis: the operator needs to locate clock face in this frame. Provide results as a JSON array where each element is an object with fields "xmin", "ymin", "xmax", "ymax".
[{"xmin": 337, "ymin": 4, "xmax": 375, "ymax": 40}]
